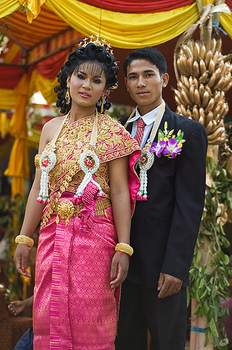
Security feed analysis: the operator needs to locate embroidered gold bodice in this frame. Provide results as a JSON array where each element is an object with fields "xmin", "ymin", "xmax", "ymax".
[{"xmin": 36, "ymin": 113, "xmax": 140, "ymax": 225}]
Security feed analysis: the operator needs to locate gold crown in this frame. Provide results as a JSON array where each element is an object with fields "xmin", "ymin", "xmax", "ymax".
[{"xmin": 79, "ymin": 34, "xmax": 114, "ymax": 54}]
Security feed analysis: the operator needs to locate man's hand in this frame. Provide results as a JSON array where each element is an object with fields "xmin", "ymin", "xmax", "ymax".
[{"xmin": 157, "ymin": 273, "xmax": 183, "ymax": 298}]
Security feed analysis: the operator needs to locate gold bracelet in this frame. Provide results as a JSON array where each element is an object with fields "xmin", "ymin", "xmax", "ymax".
[
  {"xmin": 115, "ymin": 242, "xmax": 134, "ymax": 256},
  {"xmin": 15, "ymin": 235, "xmax": 34, "ymax": 248}
]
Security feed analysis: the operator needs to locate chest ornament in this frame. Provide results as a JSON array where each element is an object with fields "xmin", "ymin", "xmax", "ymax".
[
  {"xmin": 126, "ymin": 100, "xmax": 166, "ymax": 201},
  {"xmin": 74, "ymin": 111, "xmax": 104, "ymax": 203}
]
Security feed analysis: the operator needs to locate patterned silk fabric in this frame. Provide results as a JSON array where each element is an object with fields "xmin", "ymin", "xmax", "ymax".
[{"xmin": 33, "ymin": 113, "xmax": 140, "ymax": 349}]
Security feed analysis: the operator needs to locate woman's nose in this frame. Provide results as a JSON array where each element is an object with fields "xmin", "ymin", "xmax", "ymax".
[{"xmin": 82, "ymin": 79, "xmax": 91, "ymax": 89}]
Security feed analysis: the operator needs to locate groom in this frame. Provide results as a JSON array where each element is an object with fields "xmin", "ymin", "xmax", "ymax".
[{"xmin": 115, "ymin": 47, "xmax": 207, "ymax": 350}]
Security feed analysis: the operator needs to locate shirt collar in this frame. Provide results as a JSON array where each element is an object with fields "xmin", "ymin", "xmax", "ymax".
[{"xmin": 128, "ymin": 104, "xmax": 162, "ymax": 125}]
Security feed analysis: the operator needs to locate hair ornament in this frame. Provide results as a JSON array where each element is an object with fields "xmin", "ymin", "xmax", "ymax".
[{"xmin": 79, "ymin": 34, "xmax": 114, "ymax": 55}]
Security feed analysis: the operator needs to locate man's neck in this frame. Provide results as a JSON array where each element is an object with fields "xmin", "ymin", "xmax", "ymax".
[{"xmin": 137, "ymin": 101, "xmax": 163, "ymax": 117}]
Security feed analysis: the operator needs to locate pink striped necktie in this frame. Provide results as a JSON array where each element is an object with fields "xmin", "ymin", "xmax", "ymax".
[{"xmin": 135, "ymin": 118, "xmax": 146, "ymax": 146}]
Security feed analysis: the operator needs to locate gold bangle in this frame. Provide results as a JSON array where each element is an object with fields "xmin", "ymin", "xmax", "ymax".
[
  {"xmin": 115, "ymin": 242, "xmax": 134, "ymax": 256},
  {"xmin": 15, "ymin": 235, "xmax": 34, "ymax": 248}
]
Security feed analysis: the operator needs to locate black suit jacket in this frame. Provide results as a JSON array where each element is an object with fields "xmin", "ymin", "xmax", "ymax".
[{"xmin": 121, "ymin": 105, "xmax": 207, "ymax": 288}]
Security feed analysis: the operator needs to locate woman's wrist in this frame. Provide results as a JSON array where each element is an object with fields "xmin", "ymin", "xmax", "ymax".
[
  {"xmin": 115, "ymin": 242, "xmax": 133, "ymax": 256},
  {"xmin": 15, "ymin": 235, "xmax": 34, "ymax": 249}
]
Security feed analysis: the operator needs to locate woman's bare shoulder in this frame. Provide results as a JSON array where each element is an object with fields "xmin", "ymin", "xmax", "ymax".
[{"xmin": 39, "ymin": 115, "xmax": 66, "ymax": 152}]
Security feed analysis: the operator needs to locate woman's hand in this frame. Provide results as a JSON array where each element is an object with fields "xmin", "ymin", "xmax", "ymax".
[
  {"xmin": 14, "ymin": 244, "xmax": 31, "ymax": 278},
  {"xmin": 110, "ymin": 251, "xmax": 129, "ymax": 289}
]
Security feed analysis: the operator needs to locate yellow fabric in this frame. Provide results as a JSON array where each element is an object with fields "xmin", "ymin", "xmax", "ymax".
[
  {"xmin": 3, "ymin": 43, "xmax": 20, "ymax": 63},
  {"xmin": 46, "ymin": 0, "xmax": 199, "ymax": 47},
  {"xmin": 18, "ymin": 0, "xmax": 46, "ymax": 22},
  {"xmin": 221, "ymin": 12, "xmax": 232, "ymax": 38},
  {"xmin": 0, "ymin": 0, "xmax": 20, "ymax": 18},
  {"xmin": 4, "ymin": 74, "xmax": 30, "ymax": 197},
  {"xmin": 0, "ymin": 112, "xmax": 9, "ymax": 138},
  {"xmin": 1, "ymin": 0, "xmax": 232, "ymax": 45},
  {"xmin": 30, "ymin": 70, "xmax": 57, "ymax": 104},
  {"xmin": 0, "ymin": 89, "xmax": 17, "ymax": 110}
]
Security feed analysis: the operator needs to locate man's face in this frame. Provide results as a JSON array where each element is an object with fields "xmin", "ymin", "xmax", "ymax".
[{"xmin": 125, "ymin": 59, "xmax": 169, "ymax": 115}]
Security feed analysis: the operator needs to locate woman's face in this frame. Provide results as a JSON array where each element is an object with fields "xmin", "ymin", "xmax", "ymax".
[{"xmin": 68, "ymin": 62, "xmax": 107, "ymax": 110}]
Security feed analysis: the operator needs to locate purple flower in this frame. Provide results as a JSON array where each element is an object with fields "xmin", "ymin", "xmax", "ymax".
[
  {"xmin": 150, "ymin": 141, "xmax": 166, "ymax": 158},
  {"xmin": 163, "ymin": 138, "xmax": 181, "ymax": 158}
]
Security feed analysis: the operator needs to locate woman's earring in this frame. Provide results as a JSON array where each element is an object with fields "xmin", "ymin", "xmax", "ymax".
[
  {"xmin": 65, "ymin": 84, "xmax": 70, "ymax": 105},
  {"xmin": 100, "ymin": 92, "xmax": 107, "ymax": 114}
]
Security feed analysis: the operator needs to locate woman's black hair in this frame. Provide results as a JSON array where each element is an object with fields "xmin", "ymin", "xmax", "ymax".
[{"xmin": 54, "ymin": 42, "xmax": 118, "ymax": 114}]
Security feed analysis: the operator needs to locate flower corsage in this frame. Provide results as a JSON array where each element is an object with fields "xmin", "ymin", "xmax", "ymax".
[{"xmin": 150, "ymin": 122, "xmax": 185, "ymax": 158}]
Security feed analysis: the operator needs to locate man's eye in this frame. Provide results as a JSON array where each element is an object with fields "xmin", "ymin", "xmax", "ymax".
[{"xmin": 128, "ymin": 76, "xmax": 136, "ymax": 80}]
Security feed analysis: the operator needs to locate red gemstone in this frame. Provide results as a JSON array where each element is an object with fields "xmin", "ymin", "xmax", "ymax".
[
  {"xmin": 140, "ymin": 156, "xmax": 147, "ymax": 164},
  {"xmin": 84, "ymin": 158, "xmax": 95, "ymax": 168},
  {"xmin": 42, "ymin": 159, "xmax": 49, "ymax": 167}
]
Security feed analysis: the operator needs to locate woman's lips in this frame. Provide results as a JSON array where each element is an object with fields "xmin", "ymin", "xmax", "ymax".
[{"xmin": 79, "ymin": 91, "xmax": 91, "ymax": 98}]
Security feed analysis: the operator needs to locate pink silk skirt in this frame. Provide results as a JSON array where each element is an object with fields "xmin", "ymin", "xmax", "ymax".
[{"xmin": 33, "ymin": 193, "xmax": 120, "ymax": 350}]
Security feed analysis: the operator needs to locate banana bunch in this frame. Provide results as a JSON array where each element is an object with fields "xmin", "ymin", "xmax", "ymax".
[{"xmin": 175, "ymin": 38, "xmax": 232, "ymax": 145}]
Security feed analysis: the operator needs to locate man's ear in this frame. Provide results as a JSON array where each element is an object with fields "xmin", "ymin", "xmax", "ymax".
[{"xmin": 162, "ymin": 73, "xmax": 169, "ymax": 88}]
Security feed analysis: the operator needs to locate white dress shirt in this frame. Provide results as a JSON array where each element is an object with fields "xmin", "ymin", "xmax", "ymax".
[{"xmin": 127, "ymin": 104, "xmax": 162, "ymax": 149}]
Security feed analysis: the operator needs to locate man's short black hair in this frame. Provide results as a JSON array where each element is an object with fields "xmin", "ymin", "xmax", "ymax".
[{"xmin": 123, "ymin": 47, "xmax": 167, "ymax": 76}]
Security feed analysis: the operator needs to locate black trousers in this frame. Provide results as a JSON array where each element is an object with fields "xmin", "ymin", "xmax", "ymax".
[{"xmin": 115, "ymin": 280, "xmax": 187, "ymax": 350}]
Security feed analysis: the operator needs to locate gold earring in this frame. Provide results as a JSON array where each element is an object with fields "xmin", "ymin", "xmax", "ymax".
[
  {"xmin": 101, "ymin": 92, "xmax": 107, "ymax": 114},
  {"xmin": 65, "ymin": 84, "xmax": 70, "ymax": 105}
]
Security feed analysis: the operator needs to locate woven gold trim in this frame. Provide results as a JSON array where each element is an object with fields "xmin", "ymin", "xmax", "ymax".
[
  {"xmin": 34, "ymin": 154, "xmax": 41, "ymax": 168},
  {"xmin": 41, "ymin": 196, "xmax": 111, "ymax": 227}
]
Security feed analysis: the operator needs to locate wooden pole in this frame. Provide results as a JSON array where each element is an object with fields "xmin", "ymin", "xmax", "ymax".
[{"xmin": 190, "ymin": 145, "xmax": 218, "ymax": 350}]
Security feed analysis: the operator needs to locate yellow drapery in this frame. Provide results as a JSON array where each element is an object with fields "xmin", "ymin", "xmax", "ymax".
[
  {"xmin": 29, "ymin": 70, "xmax": 58, "ymax": 104},
  {"xmin": 45, "ymin": 0, "xmax": 199, "ymax": 47},
  {"xmin": 0, "ymin": 0, "xmax": 20, "ymax": 18},
  {"xmin": 4, "ymin": 74, "xmax": 30, "ymax": 198},
  {"xmin": 0, "ymin": 1, "xmax": 231, "ymax": 42},
  {"xmin": 0, "ymin": 89, "xmax": 17, "ymax": 110},
  {"xmin": 18, "ymin": 0, "xmax": 46, "ymax": 22}
]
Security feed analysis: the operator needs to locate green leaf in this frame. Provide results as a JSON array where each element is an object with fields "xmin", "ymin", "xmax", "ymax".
[{"xmin": 210, "ymin": 318, "xmax": 219, "ymax": 337}]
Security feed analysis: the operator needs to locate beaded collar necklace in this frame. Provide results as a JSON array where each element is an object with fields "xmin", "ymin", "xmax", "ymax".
[
  {"xmin": 125, "ymin": 100, "xmax": 166, "ymax": 200},
  {"xmin": 37, "ymin": 109, "xmax": 103, "ymax": 204}
]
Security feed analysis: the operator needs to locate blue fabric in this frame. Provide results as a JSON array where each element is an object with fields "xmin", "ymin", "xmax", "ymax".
[{"xmin": 14, "ymin": 327, "xmax": 33, "ymax": 350}]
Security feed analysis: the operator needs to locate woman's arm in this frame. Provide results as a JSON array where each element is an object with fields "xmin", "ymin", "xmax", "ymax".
[
  {"xmin": 14, "ymin": 118, "xmax": 62, "ymax": 277},
  {"xmin": 108, "ymin": 155, "xmax": 132, "ymax": 289}
]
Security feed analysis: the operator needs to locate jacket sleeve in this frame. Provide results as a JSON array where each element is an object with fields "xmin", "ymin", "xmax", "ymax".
[{"xmin": 161, "ymin": 121, "xmax": 207, "ymax": 282}]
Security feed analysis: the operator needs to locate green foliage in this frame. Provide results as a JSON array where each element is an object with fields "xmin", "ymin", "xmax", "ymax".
[
  {"xmin": 189, "ymin": 157, "xmax": 232, "ymax": 349},
  {"xmin": 108, "ymin": 104, "xmax": 134, "ymax": 120},
  {"xmin": 0, "ymin": 195, "xmax": 27, "ymax": 301},
  {"xmin": 20, "ymin": 6, "xmax": 28, "ymax": 14}
]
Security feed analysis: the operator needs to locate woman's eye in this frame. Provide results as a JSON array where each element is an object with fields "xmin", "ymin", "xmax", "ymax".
[
  {"xmin": 77, "ymin": 74, "xmax": 85, "ymax": 80},
  {"xmin": 93, "ymin": 79, "xmax": 101, "ymax": 84}
]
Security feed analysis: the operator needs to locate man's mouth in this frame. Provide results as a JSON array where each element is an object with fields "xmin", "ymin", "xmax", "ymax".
[{"xmin": 137, "ymin": 91, "xmax": 149, "ymax": 95}]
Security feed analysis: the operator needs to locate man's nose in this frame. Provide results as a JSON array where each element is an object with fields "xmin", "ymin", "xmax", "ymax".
[{"xmin": 137, "ymin": 76, "xmax": 146, "ymax": 87}]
